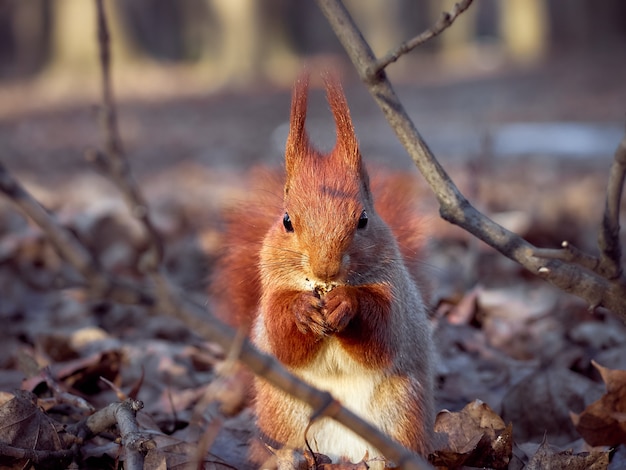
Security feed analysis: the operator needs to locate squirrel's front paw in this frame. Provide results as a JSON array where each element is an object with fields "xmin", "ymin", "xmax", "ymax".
[
  {"xmin": 322, "ymin": 286, "xmax": 357, "ymax": 333},
  {"xmin": 293, "ymin": 291, "xmax": 328, "ymax": 336}
]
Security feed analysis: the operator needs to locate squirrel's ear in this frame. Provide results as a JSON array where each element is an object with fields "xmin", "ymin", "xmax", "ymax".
[
  {"xmin": 324, "ymin": 73, "xmax": 361, "ymax": 171},
  {"xmin": 285, "ymin": 72, "xmax": 310, "ymax": 191}
]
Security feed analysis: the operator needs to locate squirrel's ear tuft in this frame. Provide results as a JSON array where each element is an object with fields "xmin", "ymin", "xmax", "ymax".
[
  {"xmin": 285, "ymin": 71, "xmax": 311, "ymax": 189},
  {"xmin": 324, "ymin": 73, "xmax": 360, "ymax": 171}
]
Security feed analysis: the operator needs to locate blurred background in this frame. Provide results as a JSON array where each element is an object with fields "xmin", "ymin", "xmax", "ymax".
[
  {"xmin": 0, "ymin": 0, "xmax": 625, "ymax": 94},
  {"xmin": 0, "ymin": 0, "xmax": 625, "ymax": 253}
]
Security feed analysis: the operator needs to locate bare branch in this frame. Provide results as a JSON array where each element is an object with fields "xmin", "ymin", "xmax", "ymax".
[
  {"xmin": 70, "ymin": 399, "xmax": 153, "ymax": 470},
  {"xmin": 597, "ymin": 132, "xmax": 626, "ymax": 279},
  {"xmin": 92, "ymin": 0, "xmax": 162, "ymax": 272},
  {"xmin": 532, "ymin": 241, "xmax": 601, "ymax": 274},
  {"xmin": 0, "ymin": 443, "xmax": 76, "ymax": 463},
  {"xmin": 372, "ymin": 0, "xmax": 474, "ymax": 76},
  {"xmin": 315, "ymin": 0, "xmax": 626, "ymax": 316}
]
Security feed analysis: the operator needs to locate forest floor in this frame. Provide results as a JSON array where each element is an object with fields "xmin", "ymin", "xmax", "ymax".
[{"xmin": 1, "ymin": 51, "xmax": 626, "ymax": 469}]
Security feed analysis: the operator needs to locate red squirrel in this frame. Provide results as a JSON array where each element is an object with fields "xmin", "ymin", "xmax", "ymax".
[{"xmin": 212, "ymin": 73, "xmax": 434, "ymax": 468}]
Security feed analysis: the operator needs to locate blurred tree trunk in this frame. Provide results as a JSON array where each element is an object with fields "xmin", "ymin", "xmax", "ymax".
[
  {"xmin": 435, "ymin": 0, "xmax": 548, "ymax": 66},
  {"xmin": 10, "ymin": 0, "xmax": 50, "ymax": 76},
  {"xmin": 499, "ymin": 0, "xmax": 548, "ymax": 64},
  {"xmin": 206, "ymin": 0, "xmax": 261, "ymax": 86},
  {"xmin": 344, "ymin": 0, "xmax": 403, "ymax": 56},
  {"xmin": 196, "ymin": 0, "xmax": 297, "ymax": 88},
  {"xmin": 49, "ymin": 0, "xmax": 135, "ymax": 74}
]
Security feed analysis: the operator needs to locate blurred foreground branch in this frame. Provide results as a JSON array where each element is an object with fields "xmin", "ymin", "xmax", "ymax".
[{"xmin": 316, "ymin": 0, "xmax": 626, "ymax": 316}]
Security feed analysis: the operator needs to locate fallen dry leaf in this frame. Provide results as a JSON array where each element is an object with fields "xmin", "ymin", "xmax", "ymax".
[
  {"xmin": 477, "ymin": 285, "xmax": 560, "ymax": 360},
  {"xmin": 441, "ymin": 284, "xmax": 482, "ymax": 325},
  {"xmin": 501, "ymin": 366, "xmax": 603, "ymax": 445},
  {"xmin": 55, "ymin": 350, "xmax": 123, "ymax": 396},
  {"xmin": 525, "ymin": 437, "xmax": 609, "ymax": 470},
  {"xmin": 432, "ymin": 399, "xmax": 512, "ymax": 469},
  {"xmin": 0, "ymin": 390, "xmax": 73, "ymax": 468},
  {"xmin": 572, "ymin": 361, "xmax": 626, "ymax": 447}
]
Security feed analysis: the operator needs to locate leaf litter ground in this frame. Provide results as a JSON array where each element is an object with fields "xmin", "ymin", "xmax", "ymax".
[{"xmin": 0, "ymin": 57, "xmax": 625, "ymax": 469}]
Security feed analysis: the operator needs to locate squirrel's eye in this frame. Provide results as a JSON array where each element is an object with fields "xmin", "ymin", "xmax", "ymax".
[
  {"xmin": 283, "ymin": 213, "xmax": 294, "ymax": 233},
  {"xmin": 357, "ymin": 210, "xmax": 368, "ymax": 229}
]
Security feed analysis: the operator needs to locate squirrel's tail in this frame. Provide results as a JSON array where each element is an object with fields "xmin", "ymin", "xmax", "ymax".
[{"xmin": 210, "ymin": 168, "xmax": 283, "ymax": 331}]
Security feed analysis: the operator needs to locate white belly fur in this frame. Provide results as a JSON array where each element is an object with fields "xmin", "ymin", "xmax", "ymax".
[{"xmin": 293, "ymin": 339, "xmax": 388, "ymax": 467}]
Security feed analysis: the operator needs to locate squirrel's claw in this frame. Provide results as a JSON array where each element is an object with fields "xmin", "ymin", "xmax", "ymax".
[
  {"xmin": 294, "ymin": 291, "xmax": 329, "ymax": 337},
  {"xmin": 322, "ymin": 286, "xmax": 357, "ymax": 333}
]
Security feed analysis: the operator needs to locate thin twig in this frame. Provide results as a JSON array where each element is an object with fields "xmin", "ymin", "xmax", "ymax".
[
  {"xmin": 597, "ymin": 132, "xmax": 626, "ymax": 279},
  {"xmin": 315, "ymin": 0, "xmax": 626, "ymax": 316},
  {"xmin": 43, "ymin": 367, "xmax": 96, "ymax": 413},
  {"xmin": 71, "ymin": 398, "xmax": 153, "ymax": 470},
  {"xmin": 0, "ymin": 443, "xmax": 77, "ymax": 463},
  {"xmin": 371, "ymin": 0, "xmax": 474, "ymax": 77},
  {"xmin": 532, "ymin": 241, "xmax": 601, "ymax": 274},
  {"xmin": 92, "ymin": 0, "xmax": 163, "ymax": 272}
]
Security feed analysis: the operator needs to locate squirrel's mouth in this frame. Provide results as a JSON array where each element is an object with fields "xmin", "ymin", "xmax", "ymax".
[
  {"xmin": 313, "ymin": 282, "xmax": 337, "ymax": 297},
  {"xmin": 303, "ymin": 277, "xmax": 340, "ymax": 297}
]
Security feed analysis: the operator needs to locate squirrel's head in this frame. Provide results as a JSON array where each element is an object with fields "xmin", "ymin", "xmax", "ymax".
[{"xmin": 279, "ymin": 73, "xmax": 378, "ymax": 287}]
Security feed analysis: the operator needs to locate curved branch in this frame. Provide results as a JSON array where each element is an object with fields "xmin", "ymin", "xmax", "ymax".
[
  {"xmin": 371, "ymin": 0, "xmax": 474, "ymax": 76},
  {"xmin": 315, "ymin": 0, "xmax": 626, "ymax": 316}
]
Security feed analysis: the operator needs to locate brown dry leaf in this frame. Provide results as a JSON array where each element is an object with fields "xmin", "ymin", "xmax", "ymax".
[
  {"xmin": 431, "ymin": 399, "xmax": 512, "ymax": 469},
  {"xmin": 501, "ymin": 367, "xmax": 602, "ymax": 445},
  {"xmin": 477, "ymin": 285, "xmax": 559, "ymax": 360},
  {"xmin": 572, "ymin": 361, "xmax": 626, "ymax": 447},
  {"xmin": 0, "ymin": 390, "xmax": 73, "ymax": 468},
  {"xmin": 443, "ymin": 284, "xmax": 482, "ymax": 325},
  {"xmin": 55, "ymin": 350, "xmax": 123, "ymax": 395},
  {"xmin": 525, "ymin": 437, "xmax": 609, "ymax": 470}
]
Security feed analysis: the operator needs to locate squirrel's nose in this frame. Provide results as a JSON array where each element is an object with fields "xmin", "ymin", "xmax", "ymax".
[{"xmin": 309, "ymin": 253, "xmax": 344, "ymax": 282}]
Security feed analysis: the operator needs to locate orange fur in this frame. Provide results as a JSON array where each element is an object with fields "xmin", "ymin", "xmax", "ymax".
[{"xmin": 211, "ymin": 73, "xmax": 434, "ymax": 468}]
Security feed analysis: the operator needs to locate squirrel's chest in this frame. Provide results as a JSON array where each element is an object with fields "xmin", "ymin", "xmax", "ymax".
[
  {"xmin": 254, "ymin": 323, "xmax": 392, "ymax": 465},
  {"xmin": 295, "ymin": 339, "xmax": 385, "ymax": 409},
  {"xmin": 294, "ymin": 340, "xmax": 388, "ymax": 464}
]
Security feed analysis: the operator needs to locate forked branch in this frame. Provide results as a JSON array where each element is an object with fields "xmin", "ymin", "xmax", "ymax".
[
  {"xmin": 370, "ymin": 0, "xmax": 474, "ymax": 77},
  {"xmin": 316, "ymin": 0, "xmax": 626, "ymax": 316}
]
